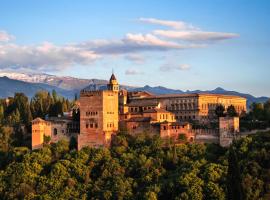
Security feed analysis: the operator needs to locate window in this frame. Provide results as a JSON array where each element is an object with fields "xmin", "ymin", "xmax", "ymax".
[{"xmin": 53, "ymin": 128, "xmax": 57, "ymax": 135}]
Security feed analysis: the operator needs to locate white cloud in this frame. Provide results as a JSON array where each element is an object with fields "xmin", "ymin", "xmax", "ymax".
[
  {"xmin": 124, "ymin": 33, "xmax": 183, "ymax": 48},
  {"xmin": 79, "ymin": 33, "xmax": 198, "ymax": 55},
  {"xmin": 0, "ymin": 32, "xmax": 196, "ymax": 71},
  {"xmin": 139, "ymin": 18, "xmax": 239, "ymax": 42},
  {"xmin": 160, "ymin": 64, "xmax": 191, "ymax": 72},
  {"xmin": 0, "ymin": 31, "xmax": 15, "ymax": 42},
  {"xmin": 125, "ymin": 69, "xmax": 144, "ymax": 75},
  {"xmin": 0, "ymin": 18, "xmax": 238, "ymax": 72},
  {"xmin": 139, "ymin": 18, "xmax": 196, "ymax": 30},
  {"xmin": 153, "ymin": 30, "xmax": 239, "ymax": 41},
  {"xmin": 0, "ymin": 42, "xmax": 99, "ymax": 71}
]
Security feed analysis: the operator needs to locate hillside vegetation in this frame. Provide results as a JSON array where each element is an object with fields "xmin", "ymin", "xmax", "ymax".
[{"xmin": 0, "ymin": 131, "xmax": 269, "ymax": 200}]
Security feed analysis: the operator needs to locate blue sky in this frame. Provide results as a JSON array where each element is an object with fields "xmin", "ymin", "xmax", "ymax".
[{"xmin": 0, "ymin": 0, "xmax": 269, "ymax": 97}]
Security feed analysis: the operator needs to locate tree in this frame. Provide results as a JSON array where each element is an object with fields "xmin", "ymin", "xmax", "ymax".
[
  {"xmin": 264, "ymin": 100, "xmax": 270, "ymax": 122},
  {"xmin": 49, "ymin": 101, "xmax": 63, "ymax": 117},
  {"xmin": 30, "ymin": 91, "xmax": 52, "ymax": 118},
  {"xmin": 62, "ymin": 99, "xmax": 68, "ymax": 112},
  {"xmin": 8, "ymin": 109, "xmax": 21, "ymax": 125},
  {"xmin": 52, "ymin": 89, "xmax": 58, "ymax": 103},
  {"xmin": 215, "ymin": 104, "xmax": 225, "ymax": 117},
  {"xmin": 44, "ymin": 135, "xmax": 51, "ymax": 145},
  {"xmin": 227, "ymin": 146, "xmax": 243, "ymax": 200},
  {"xmin": 13, "ymin": 93, "xmax": 32, "ymax": 125},
  {"xmin": 250, "ymin": 103, "xmax": 264, "ymax": 120},
  {"xmin": 0, "ymin": 104, "xmax": 4, "ymax": 123},
  {"xmin": 0, "ymin": 126, "xmax": 13, "ymax": 152},
  {"xmin": 227, "ymin": 105, "xmax": 238, "ymax": 117},
  {"xmin": 178, "ymin": 133, "xmax": 187, "ymax": 142}
]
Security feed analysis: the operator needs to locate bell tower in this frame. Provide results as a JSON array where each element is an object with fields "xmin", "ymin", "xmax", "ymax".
[{"xmin": 107, "ymin": 73, "xmax": 119, "ymax": 92}]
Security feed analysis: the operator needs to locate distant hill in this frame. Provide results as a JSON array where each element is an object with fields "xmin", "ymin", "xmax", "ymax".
[
  {"xmin": 0, "ymin": 76, "xmax": 75, "ymax": 99},
  {"xmin": 130, "ymin": 85, "xmax": 185, "ymax": 94},
  {"xmin": 0, "ymin": 71, "xmax": 108, "ymax": 90},
  {"xmin": 0, "ymin": 71, "xmax": 268, "ymax": 107}
]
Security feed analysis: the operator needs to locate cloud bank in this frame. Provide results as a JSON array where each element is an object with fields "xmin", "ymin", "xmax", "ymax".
[
  {"xmin": 139, "ymin": 18, "xmax": 197, "ymax": 30},
  {"xmin": 0, "ymin": 31, "xmax": 15, "ymax": 42},
  {"xmin": 0, "ymin": 42, "xmax": 99, "ymax": 71},
  {"xmin": 153, "ymin": 30, "xmax": 239, "ymax": 41},
  {"xmin": 0, "ymin": 18, "xmax": 239, "ymax": 71}
]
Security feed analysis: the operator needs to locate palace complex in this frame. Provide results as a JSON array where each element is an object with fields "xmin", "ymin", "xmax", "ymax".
[{"xmin": 32, "ymin": 73, "xmax": 247, "ymax": 150}]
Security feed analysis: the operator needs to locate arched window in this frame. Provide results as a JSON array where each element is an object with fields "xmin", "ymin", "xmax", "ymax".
[{"xmin": 53, "ymin": 128, "xmax": 57, "ymax": 135}]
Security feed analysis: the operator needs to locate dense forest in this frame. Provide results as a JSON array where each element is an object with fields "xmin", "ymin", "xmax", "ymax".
[
  {"xmin": 0, "ymin": 91, "xmax": 269, "ymax": 199},
  {"xmin": 0, "ymin": 90, "xmax": 73, "ymax": 147},
  {"xmin": 0, "ymin": 131, "xmax": 269, "ymax": 200}
]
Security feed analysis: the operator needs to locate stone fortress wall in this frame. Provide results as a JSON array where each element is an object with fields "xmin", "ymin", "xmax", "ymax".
[{"xmin": 32, "ymin": 73, "xmax": 246, "ymax": 149}]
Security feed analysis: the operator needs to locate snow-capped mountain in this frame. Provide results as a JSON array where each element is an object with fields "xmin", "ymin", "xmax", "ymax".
[
  {"xmin": 0, "ymin": 71, "xmax": 108, "ymax": 90},
  {"xmin": 0, "ymin": 71, "xmax": 268, "ymax": 106},
  {"xmin": 0, "ymin": 71, "xmax": 51, "ymax": 83}
]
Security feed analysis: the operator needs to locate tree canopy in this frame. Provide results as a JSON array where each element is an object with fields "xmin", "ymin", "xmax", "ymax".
[{"xmin": 0, "ymin": 131, "xmax": 268, "ymax": 199}]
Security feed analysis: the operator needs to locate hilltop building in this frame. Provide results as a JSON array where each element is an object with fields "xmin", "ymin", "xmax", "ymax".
[
  {"xmin": 31, "ymin": 73, "xmax": 246, "ymax": 150},
  {"xmin": 219, "ymin": 117, "xmax": 240, "ymax": 147},
  {"xmin": 32, "ymin": 116, "xmax": 79, "ymax": 150},
  {"xmin": 120, "ymin": 92, "xmax": 246, "ymax": 123},
  {"xmin": 77, "ymin": 73, "xmax": 119, "ymax": 150}
]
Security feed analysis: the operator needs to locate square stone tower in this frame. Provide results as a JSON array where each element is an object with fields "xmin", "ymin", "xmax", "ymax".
[
  {"xmin": 32, "ymin": 118, "xmax": 51, "ymax": 150},
  {"xmin": 219, "ymin": 117, "xmax": 239, "ymax": 147},
  {"xmin": 77, "ymin": 74, "xmax": 119, "ymax": 150}
]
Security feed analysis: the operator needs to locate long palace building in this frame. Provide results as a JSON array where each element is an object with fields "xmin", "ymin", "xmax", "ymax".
[
  {"xmin": 32, "ymin": 73, "xmax": 246, "ymax": 150},
  {"xmin": 120, "ymin": 92, "xmax": 246, "ymax": 123}
]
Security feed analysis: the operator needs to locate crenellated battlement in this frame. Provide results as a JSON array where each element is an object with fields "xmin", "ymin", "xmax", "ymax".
[{"xmin": 80, "ymin": 90, "xmax": 103, "ymax": 97}]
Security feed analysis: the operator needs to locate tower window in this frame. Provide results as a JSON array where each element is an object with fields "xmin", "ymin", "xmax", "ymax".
[{"xmin": 53, "ymin": 128, "xmax": 58, "ymax": 135}]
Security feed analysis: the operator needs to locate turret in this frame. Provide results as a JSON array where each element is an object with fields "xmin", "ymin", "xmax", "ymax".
[{"xmin": 107, "ymin": 73, "xmax": 119, "ymax": 92}]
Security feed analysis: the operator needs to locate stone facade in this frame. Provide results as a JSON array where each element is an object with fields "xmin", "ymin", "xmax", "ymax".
[
  {"xmin": 31, "ymin": 117, "xmax": 79, "ymax": 150},
  {"xmin": 219, "ymin": 117, "xmax": 240, "ymax": 147},
  {"xmin": 77, "ymin": 74, "xmax": 119, "ymax": 150},
  {"xmin": 121, "ymin": 93, "xmax": 246, "ymax": 123},
  {"xmin": 32, "ymin": 73, "xmax": 246, "ymax": 150},
  {"xmin": 160, "ymin": 122, "xmax": 194, "ymax": 142},
  {"xmin": 120, "ymin": 102, "xmax": 194, "ymax": 142}
]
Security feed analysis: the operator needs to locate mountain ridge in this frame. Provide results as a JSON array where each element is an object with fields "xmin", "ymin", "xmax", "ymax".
[{"xmin": 0, "ymin": 71, "xmax": 268, "ymax": 107}]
